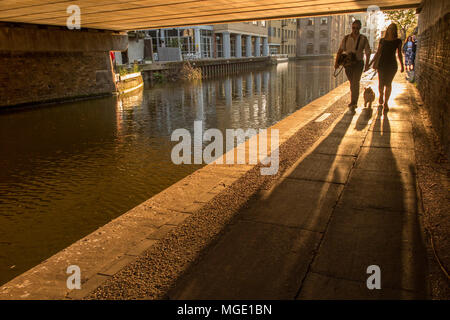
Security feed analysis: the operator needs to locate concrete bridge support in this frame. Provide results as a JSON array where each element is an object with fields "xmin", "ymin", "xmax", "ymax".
[
  {"xmin": 0, "ymin": 24, "xmax": 127, "ymax": 108},
  {"xmin": 416, "ymin": 0, "xmax": 450, "ymax": 155}
]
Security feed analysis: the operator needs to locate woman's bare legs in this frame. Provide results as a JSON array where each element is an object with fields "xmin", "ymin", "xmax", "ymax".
[
  {"xmin": 378, "ymin": 81, "xmax": 384, "ymax": 105},
  {"xmin": 384, "ymin": 84, "xmax": 392, "ymax": 109}
]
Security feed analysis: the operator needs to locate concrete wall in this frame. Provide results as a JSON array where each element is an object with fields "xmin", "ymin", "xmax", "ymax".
[
  {"xmin": 0, "ymin": 24, "xmax": 127, "ymax": 108},
  {"xmin": 416, "ymin": 0, "xmax": 450, "ymax": 154},
  {"xmin": 127, "ymin": 38, "xmax": 145, "ymax": 63}
]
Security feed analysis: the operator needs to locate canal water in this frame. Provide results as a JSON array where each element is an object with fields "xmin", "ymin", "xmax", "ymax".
[{"xmin": 0, "ymin": 59, "xmax": 346, "ymax": 285}]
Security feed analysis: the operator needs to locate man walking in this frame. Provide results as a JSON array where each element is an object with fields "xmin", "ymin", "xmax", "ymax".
[{"xmin": 335, "ymin": 20, "xmax": 371, "ymax": 108}]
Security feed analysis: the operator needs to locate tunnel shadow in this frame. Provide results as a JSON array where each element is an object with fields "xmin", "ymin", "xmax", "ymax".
[
  {"xmin": 166, "ymin": 78, "xmax": 427, "ymax": 299},
  {"xmin": 167, "ymin": 105, "xmax": 373, "ymax": 299}
]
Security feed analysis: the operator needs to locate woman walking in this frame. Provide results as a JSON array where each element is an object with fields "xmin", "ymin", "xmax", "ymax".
[
  {"xmin": 403, "ymin": 36, "xmax": 415, "ymax": 71},
  {"xmin": 374, "ymin": 23, "xmax": 404, "ymax": 110}
]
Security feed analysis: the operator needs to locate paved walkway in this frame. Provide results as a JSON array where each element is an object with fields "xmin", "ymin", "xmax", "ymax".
[{"xmin": 169, "ymin": 73, "xmax": 429, "ymax": 299}]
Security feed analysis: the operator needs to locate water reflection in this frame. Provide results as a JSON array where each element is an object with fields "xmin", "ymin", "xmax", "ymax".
[{"xmin": 0, "ymin": 59, "xmax": 346, "ymax": 285}]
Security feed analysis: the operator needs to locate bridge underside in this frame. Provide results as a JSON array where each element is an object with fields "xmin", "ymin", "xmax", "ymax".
[{"xmin": 1, "ymin": 0, "xmax": 420, "ymax": 31}]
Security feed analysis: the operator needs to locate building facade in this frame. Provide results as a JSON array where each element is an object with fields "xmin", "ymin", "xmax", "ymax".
[
  {"xmin": 213, "ymin": 21, "xmax": 269, "ymax": 58},
  {"xmin": 296, "ymin": 13, "xmax": 381, "ymax": 58},
  {"xmin": 296, "ymin": 16, "xmax": 335, "ymax": 57},
  {"xmin": 117, "ymin": 19, "xmax": 304, "ymax": 64},
  {"xmin": 268, "ymin": 19, "xmax": 298, "ymax": 58}
]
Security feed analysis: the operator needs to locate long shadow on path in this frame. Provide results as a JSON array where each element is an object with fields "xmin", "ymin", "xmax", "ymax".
[
  {"xmin": 169, "ymin": 79, "xmax": 428, "ymax": 299},
  {"xmin": 169, "ymin": 106, "xmax": 369, "ymax": 299},
  {"xmin": 300, "ymin": 104, "xmax": 428, "ymax": 299}
]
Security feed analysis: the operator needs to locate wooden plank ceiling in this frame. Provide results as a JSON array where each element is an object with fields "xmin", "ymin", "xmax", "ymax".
[{"xmin": 0, "ymin": 0, "xmax": 420, "ymax": 31}]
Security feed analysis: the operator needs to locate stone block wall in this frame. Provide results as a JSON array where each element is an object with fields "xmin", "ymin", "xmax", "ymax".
[
  {"xmin": 0, "ymin": 25, "xmax": 127, "ymax": 108},
  {"xmin": 416, "ymin": 0, "xmax": 450, "ymax": 154},
  {"xmin": 0, "ymin": 51, "xmax": 115, "ymax": 107}
]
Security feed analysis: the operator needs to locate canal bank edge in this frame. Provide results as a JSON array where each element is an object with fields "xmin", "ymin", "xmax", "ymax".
[{"xmin": 0, "ymin": 79, "xmax": 351, "ymax": 300}]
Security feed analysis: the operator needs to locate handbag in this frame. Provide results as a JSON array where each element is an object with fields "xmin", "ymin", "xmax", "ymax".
[
  {"xmin": 336, "ymin": 35, "xmax": 361, "ymax": 68},
  {"xmin": 345, "ymin": 35, "xmax": 361, "ymax": 68}
]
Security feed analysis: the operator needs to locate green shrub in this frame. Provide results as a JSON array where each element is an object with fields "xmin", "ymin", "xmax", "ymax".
[{"xmin": 153, "ymin": 72, "xmax": 165, "ymax": 82}]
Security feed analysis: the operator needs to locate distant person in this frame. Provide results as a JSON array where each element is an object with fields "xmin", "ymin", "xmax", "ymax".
[
  {"xmin": 403, "ymin": 36, "xmax": 416, "ymax": 71},
  {"xmin": 373, "ymin": 23, "xmax": 404, "ymax": 110},
  {"xmin": 411, "ymin": 35, "xmax": 417, "ymax": 70},
  {"xmin": 335, "ymin": 20, "xmax": 371, "ymax": 109}
]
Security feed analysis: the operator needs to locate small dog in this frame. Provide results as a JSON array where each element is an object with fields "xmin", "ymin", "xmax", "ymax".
[{"xmin": 363, "ymin": 86, "xmax": 375, "ymax": 108}]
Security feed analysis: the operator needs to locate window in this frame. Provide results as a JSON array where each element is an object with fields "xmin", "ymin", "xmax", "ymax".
[
  {"xmin": 278, "ymin": 28, "xmax": 280, "ymax": 37},
  {"xmin": 216, "ymin": 35, "xmax": 223, "ymax": 58},
  {"xmin": 307, "ymin": 18, "xmax": 314, "ymax": 26},
  {"xmin": 320, "ymin": 43, "xmax": 328, "ymax": 54},
  {"xmin": 261, "ymin": 20, "xmax": 266, "ymax": 27},
  {"xmin": 306, "ymin": 43, "xmax": 314, "ymax": 54},
  {"xmin": 321, "ymin": 18, "xmax": 328, "ymax": 25},
  {"xmin": 320, "ymin": 30, "xmax": 328, "ymax": 38},
  {"xmin": 252, "ymin": 21, "xmax": 258, "ymax": 25},
  {"xmin": 307, "ymin": 30, "xmax": 314, "ymax": 39},
  {"xmin": 230, "ymin": 36, "xmax": 236, "ymax": 57}
]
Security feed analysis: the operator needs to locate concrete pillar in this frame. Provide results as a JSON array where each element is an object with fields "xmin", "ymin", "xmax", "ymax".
[
  {"xmin": 262, "ymin": 37, "xmax": 269, "ymax": 56},
  {"xmin": 255, "ymin": 36, "xmax": 261, "ymax": 57},
  {"xmin": 223, "ymin": 32, "xmax": 231, "ymax": 59},
  {"xmin": 246, "ymin": 35, "xmax": 252, "ymax": 57},
  {"xmin": 194, "ymin": 28, "xmax": 201, "ymax": 57},
  {"xmin": 160, "ymin": 29, "xmax": 166, "ymax": 47},
  {"xmin": 235, "ymin": 34, "xmax": 242, "ymax": 58},
  {"xmin": 156, "ymin": 29, "xmax": 160, "ymax": 48}
]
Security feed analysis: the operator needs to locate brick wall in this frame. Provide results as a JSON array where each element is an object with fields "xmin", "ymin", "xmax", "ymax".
[
  {"xmin": 0, "ymin": 50, "xmax": 116, "ymax": 108},
  {"xmin": 416, "ymin": 0, "xmax": 450, "ymax": 154}
]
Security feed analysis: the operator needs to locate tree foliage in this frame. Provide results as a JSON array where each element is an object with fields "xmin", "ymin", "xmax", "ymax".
[{"xmin": 384, "ymin": 9, "xmax": 418, "ymax": 40}]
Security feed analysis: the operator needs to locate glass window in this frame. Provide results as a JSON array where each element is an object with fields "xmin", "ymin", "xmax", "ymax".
[
  {"xmin": 321, "ymin": 18, "xmax": 328, "ymax": 25},
  {"xmin": 307, "ymin": 18, "xmax": 314, "ymax": 26},
  {"xmin": 261, "ymin": 20, "xmax": 266, "ymax": 27},
  {"xmin": 216, "ymin": 35, "xmax": 223, "ymax": 58},
  {"xmin": 306, "ymin": 43, "xmax": 314, "ymax": 54}
]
